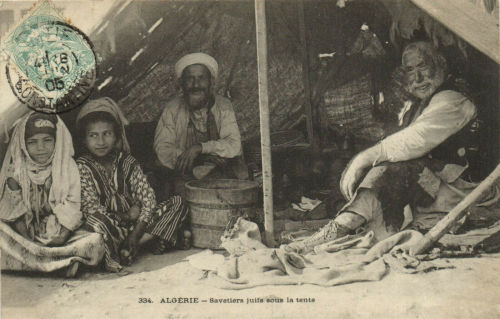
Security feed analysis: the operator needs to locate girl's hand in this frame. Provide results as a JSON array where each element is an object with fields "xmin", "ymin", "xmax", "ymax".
[
  {"xmin": 46, "ymin": 226, "xmax": 71, "ymax": 246},
  {"xmin": 59, "ymin": 226, "xmax": 71, "ymax": 242},
  {"xmin": 121, "ymin": 221, "xmax": 147, "ymax": 265},
  {"xmin": 127, "ymin": 205, "xmax": 141, "ymax": 222},
  {"xmin": 120, "ymin": 236, "xmax": 137, "ymax": 266},
  {"xmin": 120, "ymin": 249, "xmax": 132, "ymax": 265}
]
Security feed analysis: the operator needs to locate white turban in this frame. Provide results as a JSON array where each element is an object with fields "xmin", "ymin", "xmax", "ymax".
[{"xmin": 175, "ymin": 53, "xmax": 218, "ymax": 80}]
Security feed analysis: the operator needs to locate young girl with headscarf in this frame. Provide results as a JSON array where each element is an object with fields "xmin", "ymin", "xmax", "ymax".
[
  {"xmin": 76, "ymin": 98, "xmax": 190, "ymax": 272},
  {"xmin": 0, "ymin": 112, "xmax": 104, "ymax": 277}
]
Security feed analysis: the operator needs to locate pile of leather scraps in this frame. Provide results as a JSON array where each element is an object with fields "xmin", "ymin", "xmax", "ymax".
[
  {"xmin": 438, "ymin": 220, "xmax": 500, "ymax": 254},
  {"xmin": 382, "ymin": 248, "xmax": 454, "ymax": 274},
  {"xmin": 292, "ymin": 196, "xmax": 322, "ymax": 212},
  {"xmin": 219, "ymin": 217, "xmax": 267, "ymax": 257},
  {"xmin": 188, "ymin": 218, "xmax": 462, "ymax": 289},
  {"xmin": 274, "ymin": 199, "xmax": 330, "ymax": 222},
  {"xmin": 187, "ymin": 207, "xmax": 500, "ymax": 290},
  {"xmin": 411, "ymin": 205, "xmax": 500, "ymax": 254}
]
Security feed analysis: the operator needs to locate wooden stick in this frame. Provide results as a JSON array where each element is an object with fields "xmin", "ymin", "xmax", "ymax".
[
  {"xmin": 254, "ymin": 0, "xmax": 276, "ymax": 247},
  {"xmin": 410, "ymin": 164, "xmax": 500, "ymax": 256},
  {"xmin": 297, "ymin": 0, "xmax": 314, "ymax": 146}
]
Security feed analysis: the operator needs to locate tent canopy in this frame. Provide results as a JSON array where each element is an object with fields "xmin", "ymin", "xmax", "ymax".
[{"xmin": 410, "ymin": 0, "xmax": 499, "ymax": 64}]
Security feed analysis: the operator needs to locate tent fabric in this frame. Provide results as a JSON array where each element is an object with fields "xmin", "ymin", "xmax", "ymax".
[{"xmin": 410, "ymin": 0, "xmax": 499, "ymax": 63}]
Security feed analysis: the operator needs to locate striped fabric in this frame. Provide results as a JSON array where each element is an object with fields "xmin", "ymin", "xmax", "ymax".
[
  {"xmin": 83, "ymin": 197, "xmax": 188, "ymax": 272},
  {"xmin": 78, "ymin": 153, "xmax": 136, "ymax": 218},
  {"xmin": 84, "ymin": 212, "xmax": 127, "ymax": 272},
  {"xmin": 77, "ymin": 152, "xmax": 189, "ymax": 272},
  {"xmin": 147, "ymin": 195, "xmax": 188, "ymax": 240},
  {"xmin": 84, "ymin": 196, "xmax": 188, "ymax": 272}
]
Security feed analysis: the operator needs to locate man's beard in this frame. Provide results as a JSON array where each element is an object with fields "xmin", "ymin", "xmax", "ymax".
[
  {"xmin": 408, "ymin": 69, "xmax": 445, "ymax": 100},
  {"xmin": 185, "ymin": 89, "xmax": 209, "ymax": 109}
]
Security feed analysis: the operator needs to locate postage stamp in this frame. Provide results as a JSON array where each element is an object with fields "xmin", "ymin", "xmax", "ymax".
[{"xmin": 2, "ymin": 0, "xmax": 96, "ymax": 113}]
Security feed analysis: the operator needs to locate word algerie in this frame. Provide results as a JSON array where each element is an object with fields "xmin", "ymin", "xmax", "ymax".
[{"xmin": 160, "ymin": 297, "xmax": 200, "ymax": 304}]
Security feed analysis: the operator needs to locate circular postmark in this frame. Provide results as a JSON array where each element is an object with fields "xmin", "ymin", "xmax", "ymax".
[{"xmin": 5, "ymin": 20, "xmax": 96, "ymax": 113}]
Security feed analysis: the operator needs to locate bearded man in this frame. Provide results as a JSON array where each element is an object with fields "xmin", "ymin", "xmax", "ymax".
[
  {"xmin": 285, "ymin": 41, "xmax": 498, "ymax": 254},
  {"xmin": 153, "ymin": 53, "xmax": 247, "ymax": 198}
]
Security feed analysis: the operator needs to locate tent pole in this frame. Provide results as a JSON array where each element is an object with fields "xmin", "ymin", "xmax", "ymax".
[
  {"xmin": 297, "ymin": 0, "xmax": 314, "ymax": 146},
  {"xmin": 254, "ymin": 0, "xmax": 276, "ymax": 247}
]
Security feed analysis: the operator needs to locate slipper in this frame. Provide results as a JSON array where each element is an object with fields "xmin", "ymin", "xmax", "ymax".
[
  {"xmin": 116, "ymin": 269, "xmax": 132, "ymax": 276},
  {"xmin": 151, "ymin": 239, "xmax": 169, "ymax": 255},
  {"xmin": 176, "ymin": 230, "xmax": 192, "ymax": 250}
]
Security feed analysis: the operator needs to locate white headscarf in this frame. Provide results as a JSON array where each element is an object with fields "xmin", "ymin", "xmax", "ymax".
[{"xmin": 0, "ymin": 111, "xmax": 81, "ymax": 229}]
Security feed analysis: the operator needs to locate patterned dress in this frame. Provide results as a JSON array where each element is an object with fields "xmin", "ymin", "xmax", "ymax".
[{"xmin": 77, "ymin": 151, "xmax": 188, "ymax": 272}]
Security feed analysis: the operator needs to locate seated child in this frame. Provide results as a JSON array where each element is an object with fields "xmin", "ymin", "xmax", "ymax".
[
  {"xmin": 0, "ymin": 112, "xmax": 103, "ymax": 277},
  {"xmin": 76, "ymin": 98, "xmax": 190, "ymax": 272}
]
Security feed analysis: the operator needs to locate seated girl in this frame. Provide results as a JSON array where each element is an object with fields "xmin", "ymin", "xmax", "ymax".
[
  {"xmin": 76, "ymin": 98, "xmax": 190, "ymax": 272},
  {"xmin": 0, "ymin": 112, "xmax": 104, "ymax": 277}
]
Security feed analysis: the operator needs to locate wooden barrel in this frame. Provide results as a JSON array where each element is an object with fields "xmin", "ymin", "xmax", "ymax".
[{"xmin": 185, "ymin": 179, "xmax": 259, "ymax": 249}]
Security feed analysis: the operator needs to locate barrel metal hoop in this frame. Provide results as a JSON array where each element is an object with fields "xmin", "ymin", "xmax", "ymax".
[
  {"xmin": 191, "ymin": 223, "xmax": 227, "ymax": 231},
  {"xmin": 186, "ymin": 200, "xmax": 255, "ymax": 210}
]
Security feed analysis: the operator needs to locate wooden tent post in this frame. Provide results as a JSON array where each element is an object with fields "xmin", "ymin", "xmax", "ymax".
[
  {"xmin": 297, "ymin": 0, "xmax": 314, "ymax": 146},
  {"xmin": 255, "ymin": 0, "xmax": 276, "ymax": 247}
]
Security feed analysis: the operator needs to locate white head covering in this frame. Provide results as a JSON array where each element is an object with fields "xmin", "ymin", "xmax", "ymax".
[
  {"xmin": 175, "ymin": 53, "xmax": 219, "ymax": 80},
  {"xmin": 76, "ymin": 97, "xmax": 131, "ymax": 153}
]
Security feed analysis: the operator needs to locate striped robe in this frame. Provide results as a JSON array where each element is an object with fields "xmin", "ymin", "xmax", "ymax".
[{"xmin": 77, "ymin": 152, "xmax": 188, "ymax": 272}]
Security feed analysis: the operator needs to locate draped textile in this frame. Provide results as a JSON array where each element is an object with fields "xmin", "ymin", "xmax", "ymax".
[
  {"xmin": 0, "ymin": 111, "xmax": 81, "ymax": 235},
  {"xmin": 0, "ymin": 112, "xmax": 92, "ymax": 274},
  {"xmin": 0, "ymin": 221, "xmax": 104, "ymax": 273}
]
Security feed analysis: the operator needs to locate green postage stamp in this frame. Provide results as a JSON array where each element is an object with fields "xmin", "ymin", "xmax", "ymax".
[{"xmin": 2, "ymin": 0, "xmax": 96, "ymax": 113}]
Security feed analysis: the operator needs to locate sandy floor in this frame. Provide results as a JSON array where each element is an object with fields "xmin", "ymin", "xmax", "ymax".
[{"xmin": 2, "ymin": 249, "xmax": 500, "ymax": 319}]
